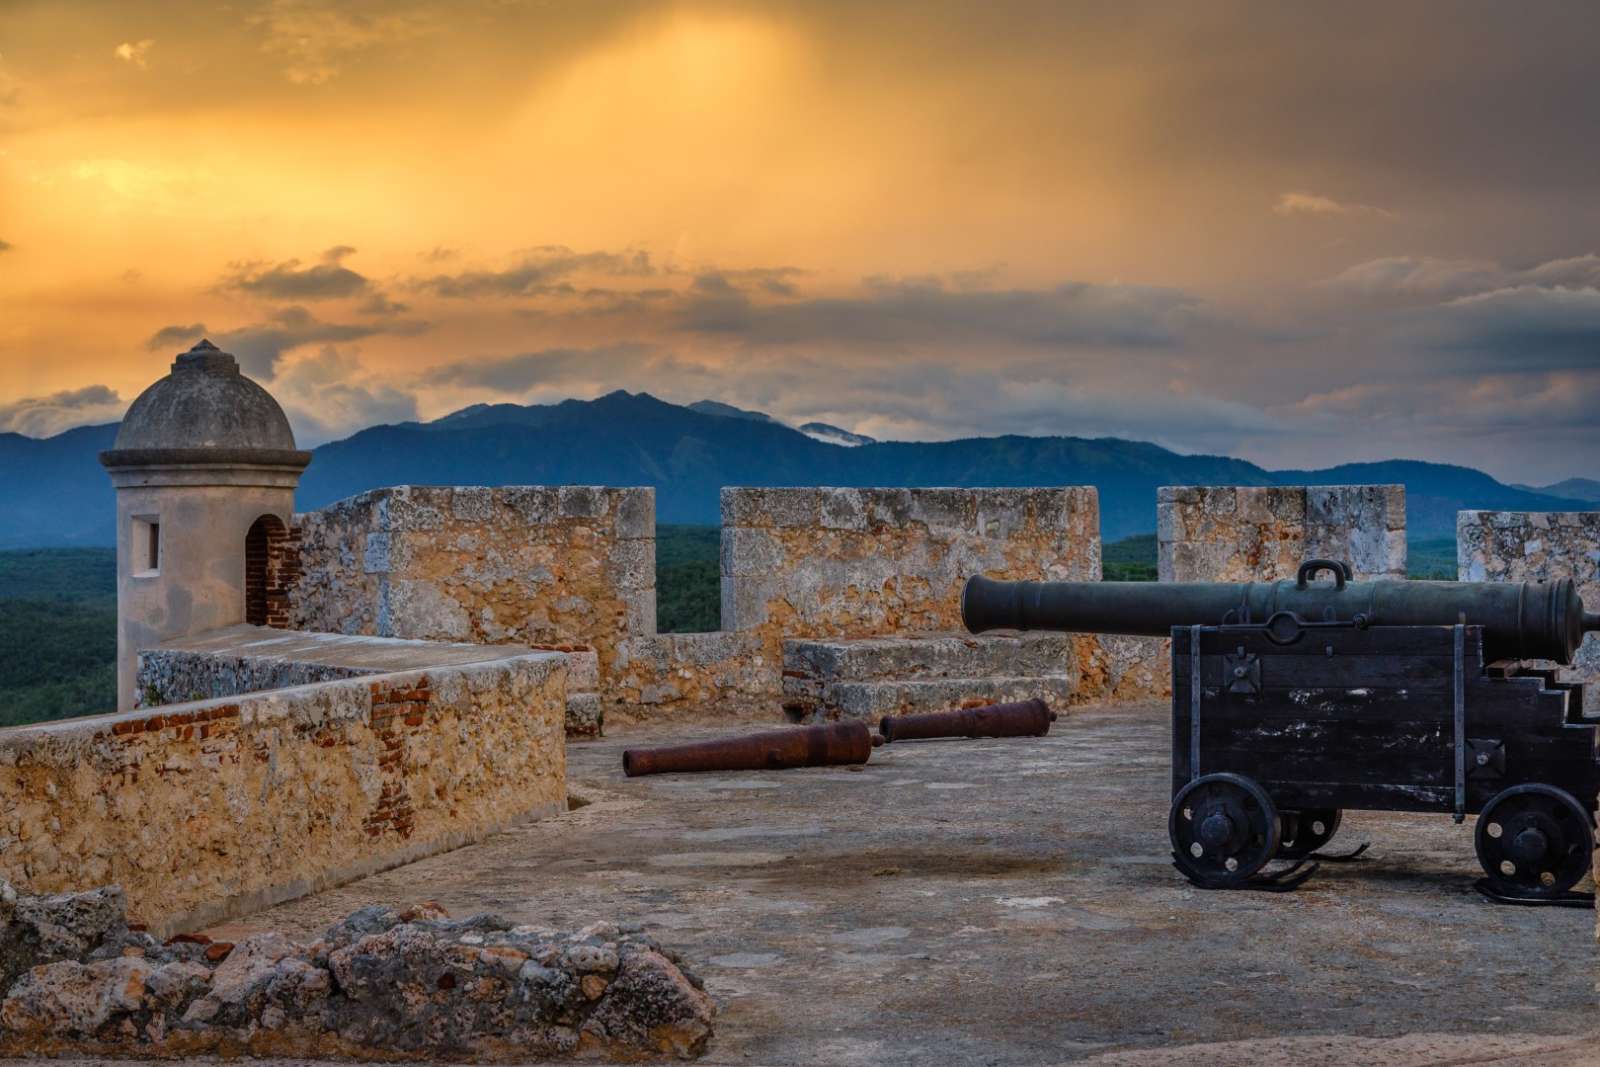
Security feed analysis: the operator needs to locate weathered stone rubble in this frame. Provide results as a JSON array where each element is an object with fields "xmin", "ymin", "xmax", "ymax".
[{"xmin": 0, "ymin": 882, "xmax": 714, "ymax": 1061}]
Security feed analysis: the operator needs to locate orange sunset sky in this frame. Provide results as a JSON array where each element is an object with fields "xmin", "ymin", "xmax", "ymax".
[{"xmin": 1, "ymin": 1, "xmax": 1598, "ymax": 481}]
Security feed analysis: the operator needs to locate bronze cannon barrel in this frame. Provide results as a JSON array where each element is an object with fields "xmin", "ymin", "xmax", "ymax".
[
  {"xmin": 880, "ymin": 698, "xmax": 1057, "ymax": 743},
  {"xmin": 622, "ymin": 721, "xmax": 879, "ymax": 777},
  {"xmin": 962, "ymin": 559, "xmax": 1600, "ymax": 665}
]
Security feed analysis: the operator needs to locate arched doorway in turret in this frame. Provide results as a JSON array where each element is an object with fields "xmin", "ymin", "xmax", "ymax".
[{"xmin": 245, "ymin": 514, "xmax": 294, "ymax": 626}]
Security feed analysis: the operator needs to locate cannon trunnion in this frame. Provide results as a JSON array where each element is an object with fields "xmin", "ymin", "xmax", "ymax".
[{"xmin": 962, "ymin": 561, "xmax": 1600, "ymax": 902}]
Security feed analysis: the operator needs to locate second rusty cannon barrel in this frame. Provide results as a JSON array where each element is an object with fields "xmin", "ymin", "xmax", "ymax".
[
  {"xmin": 622, "ymin": 721, "xmax": 879, "ymax": 777},
  {"xmin": 880, "ymin": 698, "xmax": 1057, "ymax": 743},
  {"xmin": 962, "ymin": 558, "xmax": 1600, "ymax": 665}
]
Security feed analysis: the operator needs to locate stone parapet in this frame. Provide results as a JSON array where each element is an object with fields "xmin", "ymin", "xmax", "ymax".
[
  {"xmin": 0, "ymin": 652, "xmax": 568, "ymax": 936},
  {"xmin": 1158, "ymin": 484, "xmax": 1406, "ymax": 582},
  {"xmin": 720, "ymin": 486, "xmax": 1101, "ymax": 646},
  {"xmin": 290, "ymin": 485, "xmax": 655, "ymax": 686}
]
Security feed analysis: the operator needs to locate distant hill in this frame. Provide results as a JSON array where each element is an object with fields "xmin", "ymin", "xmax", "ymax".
[
  {"xmin": 1517, "ymin": 477, "xmax": 1600, "ymax": 503},
  {"xmin": 1, "ymin": 391, "xmax": 1589, "ymax": 547},
  {"xmin": 0, "ymin": 424, "xmax": 120, "ymax": 548}
]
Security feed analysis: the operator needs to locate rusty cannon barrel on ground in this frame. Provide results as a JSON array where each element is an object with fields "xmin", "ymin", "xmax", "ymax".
[
  {"xmin": 879, "ymin": 698, "xmax": 1057, "ymax": 743},
  {"xmin": 622, "ymin": 721, "xmax": 881, "ymax": 777},
  {"xmin": 962, "ymin": 558, "xmax": 1600, "ymax": 665}
]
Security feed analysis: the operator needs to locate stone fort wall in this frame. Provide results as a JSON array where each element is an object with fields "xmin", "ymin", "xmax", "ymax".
[
  {"xmin": 0, "ymin": 652, "xmax": 567, "ymax": 936},
  {"xmin": 270, "ymin": 482, "xmax": 1415, "ymax": 718}
]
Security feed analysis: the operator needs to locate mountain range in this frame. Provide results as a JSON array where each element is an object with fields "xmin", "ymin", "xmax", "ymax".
[{"xmin": 1, "ymin": 390, "xmax": 1590, "ymax": 548}]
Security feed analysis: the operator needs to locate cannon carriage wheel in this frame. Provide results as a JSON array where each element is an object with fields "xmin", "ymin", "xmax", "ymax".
[
  {"xmin": 1276, "ymin": 809, "xmax": 1342, "ymax": 860},
  {"xmin": 1474, "ymin": 784, "xmax": 1595, "ymax": 900},
  {"xmin": 1169, "ymin": 773, "xmax": 1281, "ymax": 887}
]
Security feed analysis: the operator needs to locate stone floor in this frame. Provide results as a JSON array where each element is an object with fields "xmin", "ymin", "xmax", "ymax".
[{"xmin": 29, "ymin": 702, "xmax": 1600, "ymax": 1065}]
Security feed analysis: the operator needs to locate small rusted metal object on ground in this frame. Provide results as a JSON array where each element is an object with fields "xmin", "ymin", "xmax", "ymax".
[
  {"xmin": 879, "ymin": 698, "xmax": 1056, "ymax": 743},
  {"xmin": 622, "ymin": 721, "xmax": 881, "ymax": 777}
]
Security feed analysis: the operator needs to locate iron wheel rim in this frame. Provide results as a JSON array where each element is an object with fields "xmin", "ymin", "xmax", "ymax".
[
  {"xmin": 1170, "ymin": 772, "xmax": 1281, "ymax": 887},
  {"xmin": 1475, "ymin": 784, "xmax": 1594, "ymax": 898}
]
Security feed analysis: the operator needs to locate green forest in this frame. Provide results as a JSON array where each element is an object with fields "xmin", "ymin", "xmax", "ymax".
[
  {"xmin": 655, "ymin": 525, "xmax": 721, "ymax": 633},
  {"xmin": 0, "ymin": 549, "xmax": 118, "ymax": 726},
  {"xmin": 0, "ymin": 531, "xmax": 1463, "ymax": 726}
]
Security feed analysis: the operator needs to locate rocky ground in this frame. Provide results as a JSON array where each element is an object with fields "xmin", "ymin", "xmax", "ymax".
[
  {"xmin": 0, "ymin": 887, "xmax": 712, "ymax": 1059},
  {"xmin": 2, "ymin": 701, "xmax": 1595, "ymax": 1065}
]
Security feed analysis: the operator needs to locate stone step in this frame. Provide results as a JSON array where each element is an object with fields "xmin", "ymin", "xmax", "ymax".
[
  {"xmin": 783, "ymin": 631, "xmax": 1076, "ymax": 684},
  {"xmin": 785, "ymin": 674, "xmax": 1077, "ymax": 723}
]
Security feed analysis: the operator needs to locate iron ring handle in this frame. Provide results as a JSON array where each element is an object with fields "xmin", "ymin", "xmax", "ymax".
[{"xmin": 1296, "ymin": 558, "xmax": 1351, "ymax": 590}]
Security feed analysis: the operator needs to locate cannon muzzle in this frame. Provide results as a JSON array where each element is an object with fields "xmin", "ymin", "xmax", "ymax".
[{"xmin": 963, "ymin": 560, "xmax": 1600, "ymax": 665}]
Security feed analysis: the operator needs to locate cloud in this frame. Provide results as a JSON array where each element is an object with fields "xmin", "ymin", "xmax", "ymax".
[
  {"xmin": 415, "ymin": 246, "xmax": 655, "ymax": 298},
  {"xmin": 250, "ymin": 0, "xmax": 440, "ymax": 85},
  {"xmin": 0, "ymin": 239, "xmax": 11, "ymax": 253},
  {"xmin": 222, "ymin": 246, "xmax": 371, "ymax": 300},
  {"xmin": 1273, "ymin": 192, "xmax": 1389, "ymax": 218},
  {"xmin": 422, "ymin": 343, "xmax": 686, "ymax": 393},
  {"xmin": 271, "ymin": 346, "xmax": 419, "ymax": 445},
  {"xmin": 678, "ymin": 276, "xmax": 1199, "ymax": 349},
  {"xmin": 113, "ymin": 40, "xmax": 154, "ymax": 68},
  {"xmin": 1328, "ymin": 254, "xmax": 1600, "ymax": 299},
  {"xmin": 1424, "ymin": 285, "xmax": 1600, "ymax": 371},
  {"xmin": 144, "ymin": 322, "xmax": 208, "ymax": 351},
  {"xmin": 209, "ymin": 306, "xmax": 426, "ymax": 377},
  {"xmin": 692, "ymin": 267, "xmax": 806, "ymax": 297},
  {"xmin": 0, "ymin": 385, "xmax": 123, "ymax": 437},
  {"xmin": 357, "ymin": 292, "xmax": 409, "ymax": 316}
]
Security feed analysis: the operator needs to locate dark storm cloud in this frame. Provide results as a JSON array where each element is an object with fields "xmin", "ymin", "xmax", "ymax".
[
  {"xmin": 222, "ymin": 245, "xmax": 371, "ymax": 300},
  {"xmin": 1422, "ymin": 286, "xmax": 1600, "ymax": 372},
  {"xmin": 678, "ymin": 276, "xmax": 1199, "ymax": 348},
  {"xmin": 416, "ymin": 246, "xmax": 655, "ymax": 298},
  {"xmin": 1115, "ymin": 3, "xmax": 1600, "ymax": 198},
  {"xmin": 0, "ymin": 384, "xmax": 122, "ymax": 436}
]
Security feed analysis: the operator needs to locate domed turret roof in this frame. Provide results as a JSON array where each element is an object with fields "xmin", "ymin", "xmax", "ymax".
[{"xmin": 106, "ymin": 341, "xmax": 308, "ymax": 466}]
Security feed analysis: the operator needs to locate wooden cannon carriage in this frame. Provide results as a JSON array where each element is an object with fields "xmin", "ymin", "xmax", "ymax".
[{"xmin": 965, "ymin": 560, "xmax": 1600, "ymax": 902}]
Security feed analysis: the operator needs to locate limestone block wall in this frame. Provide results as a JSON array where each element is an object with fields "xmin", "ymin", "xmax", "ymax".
[
  {"xmin": 290, "ymin": 485, "xmax": 654, "ymax": 684},
  {"xmin": 0, "ymin": 653, "xmax": 567, "ymax": 936},
  {"xmin": 1158, "ymin": 485, "xmax": 1406, "ymax": 582},
  {"xmin": 1458, "ymin": 510, "xmax": 1600, "ymax": 715},
  {"xmin": 612, "ymin": 631, "xmax": 772, "ymax": 713},
  {"xmin": 721, "ymin": 487, "xmax": 1102, "ymax": 648}
]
